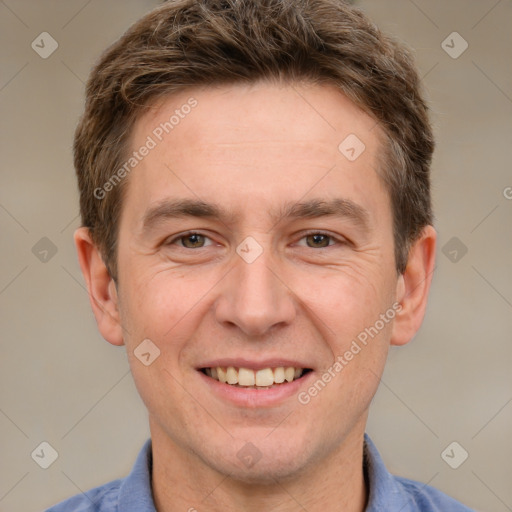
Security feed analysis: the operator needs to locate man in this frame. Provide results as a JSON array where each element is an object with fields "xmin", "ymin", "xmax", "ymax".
[{"xmin": 47, "ymin": 0, "xmax": 474, "ymax": 510}]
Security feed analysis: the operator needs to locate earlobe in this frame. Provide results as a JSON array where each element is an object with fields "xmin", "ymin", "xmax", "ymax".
[
  {"xmin": 74, "ymin": 227, "xmax": 124, "ymax": 346},
  {"xmin": 390, "ymin": 225, "xmax": 437, "ymax": 347}
]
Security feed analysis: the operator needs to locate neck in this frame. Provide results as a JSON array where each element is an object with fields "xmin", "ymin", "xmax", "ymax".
[{"xmin": 150, "ymin": 419, "xmax": 368, "ymax": 512}]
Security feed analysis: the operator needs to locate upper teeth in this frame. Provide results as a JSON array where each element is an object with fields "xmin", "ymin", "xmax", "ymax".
[{"xmin": 204, "ymin": 366, "xmax": 304, "ymax": 386}]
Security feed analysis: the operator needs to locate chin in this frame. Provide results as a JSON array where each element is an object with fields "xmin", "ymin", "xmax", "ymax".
[
  {"xmin": 224, "ymin": 459, "xmax": 308, "ymax": 486},
  {"xmin": 201, "ymin": 441, "xmax": 313, "ymax": 485}
]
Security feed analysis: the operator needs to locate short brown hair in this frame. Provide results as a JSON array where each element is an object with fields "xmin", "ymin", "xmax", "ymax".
[{"xmin": 74, "ymin": 0, "xmax": 434, "ymax": 281}]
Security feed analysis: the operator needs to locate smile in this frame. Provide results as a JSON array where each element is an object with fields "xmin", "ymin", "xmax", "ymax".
[{"xmin": 200, "ymin": 366, "xmax": 312, "ymax": 389}]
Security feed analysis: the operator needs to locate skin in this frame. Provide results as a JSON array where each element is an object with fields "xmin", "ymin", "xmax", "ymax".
[{"xmin": 75, "ymin": 81, "xmax": 436, "ymax": 512}]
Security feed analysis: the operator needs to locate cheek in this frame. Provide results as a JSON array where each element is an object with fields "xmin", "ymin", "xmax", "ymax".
[
  {"xmin": 120, "ymin": 263, "xmax": 220, "ymax": 341},
  {"xmin": 296, "ymin": 267, "xmax": 393, "ymax": 431},
  {"xmin": 118, "ymin": 268, "xmax": 209, "ymax": 409},
  {"xmin": 292, "ymin": 263, "xmax": 394, "ymax": 401},
  {"xmin": 293, "ymin": 263, "xmax": 392, "ymax": 344}
]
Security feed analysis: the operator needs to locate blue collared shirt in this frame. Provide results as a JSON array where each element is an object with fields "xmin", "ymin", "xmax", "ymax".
[{"xmin": 46, "ymin": 434, "xmax": 474, "ymax": 511}]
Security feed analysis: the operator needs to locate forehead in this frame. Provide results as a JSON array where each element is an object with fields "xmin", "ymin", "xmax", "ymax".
[
  {"xmin": 123, "ymin": 81, "xmax": 389, "ymax": 226},
  {"xmin": 136, "ymin": 81, "xmax": 379, "ymax": 154}
]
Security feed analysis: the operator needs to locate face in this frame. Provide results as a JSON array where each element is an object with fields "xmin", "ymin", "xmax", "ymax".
[{"xmin": 113, "ymin": 82, "xmax": 402, "ymax": 482}]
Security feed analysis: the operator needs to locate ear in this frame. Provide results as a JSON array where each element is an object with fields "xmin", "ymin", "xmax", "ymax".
[
  {"xmin": 74, "ymin": 227, "xmax": 124, "ymax": 346},
  {"xmin": 391, "ymin": 225, "xmax": 437, "ymax": 346}
]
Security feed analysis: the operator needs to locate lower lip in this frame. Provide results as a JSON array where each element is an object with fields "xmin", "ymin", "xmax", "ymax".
[{"xmin": 197, "ymin": 370, "xmax": 314, "ymax": 408}]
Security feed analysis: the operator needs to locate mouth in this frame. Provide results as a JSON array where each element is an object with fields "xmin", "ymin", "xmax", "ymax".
[{"xmin": 199, "ymin": 366, "xmax": 313, "ymax": 389}]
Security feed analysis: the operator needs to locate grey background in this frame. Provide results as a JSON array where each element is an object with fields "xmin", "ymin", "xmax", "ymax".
[{"xmin": 1, "ymin": 1, "xmax": 511, "ymax": 511}]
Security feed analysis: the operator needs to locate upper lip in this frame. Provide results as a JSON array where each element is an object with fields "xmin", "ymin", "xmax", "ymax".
[{"xmin": 196, "ymin": 358, "xmax": 313, "ymax": 371}]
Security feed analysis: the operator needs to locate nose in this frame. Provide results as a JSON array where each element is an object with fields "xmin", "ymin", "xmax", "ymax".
[{"xmin": 214, "ymin": 248, "xmax": 296, "ymax": 337}]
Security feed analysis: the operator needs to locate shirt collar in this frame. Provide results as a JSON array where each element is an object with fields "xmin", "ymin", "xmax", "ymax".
[
  {"xmin": 364, "ymin": 433, "xmax": 416, "ymax": 511},
  {"xmin": 118, "ymin": 435, "xmax": 412, "ymax": 512},
  {"xmin": 118, "ymin": 438, "xmax": 157, "ymax": 512}
]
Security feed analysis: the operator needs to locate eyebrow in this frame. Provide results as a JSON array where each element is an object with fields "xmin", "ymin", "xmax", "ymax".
[{"xmin": 141, "ymin": 197, "xmax": 371, "ymax": 233}]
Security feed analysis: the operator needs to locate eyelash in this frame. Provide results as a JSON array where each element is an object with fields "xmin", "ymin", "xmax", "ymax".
[{"xmin": 167, "ymin": 230, "xmax": 346, "ymax": 249}]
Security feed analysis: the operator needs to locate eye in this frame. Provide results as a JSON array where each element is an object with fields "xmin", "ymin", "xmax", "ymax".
[
  {"xmin": 296, "ymin": 232, "xmax": 342, "ymax": 249},
  {"xmin": 166, "ymin": 231, "xmax": 344, "ymax": 250},
  {"xmin": 169, "ymin": 232, "xmax": 214, "ymax": 249}
]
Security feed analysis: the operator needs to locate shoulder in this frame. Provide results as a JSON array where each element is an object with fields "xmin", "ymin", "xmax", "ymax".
[
  {"xmin": 44, "ymin": 478, "xmax": 123, "ymax": 512},
  {"xmin": 394, "ymin": 475, "xmax": 476, "ymax": 511},
  {"xmin": 44, "ymin": 439, "xmax": 154, "ymax": 511},
  {"xmin": 363, "ymin": 434, "xmax": 474, "ymax": 511}
]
